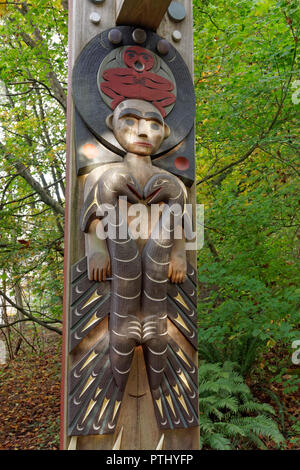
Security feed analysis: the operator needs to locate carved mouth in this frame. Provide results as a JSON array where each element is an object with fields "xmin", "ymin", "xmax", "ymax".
[
  {"xmin": 127, "ymin": 184, "xmax": 142, "ymax": 200},
  {"xmin": 134, "ymin": 142, "xmax": 152, "ymax": 147},
  {"xmin": 146, "ymin": 187, "xmax": 161, "ymax": 204}
]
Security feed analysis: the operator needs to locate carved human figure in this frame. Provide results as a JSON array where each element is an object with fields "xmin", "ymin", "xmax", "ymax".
[
  {"xmin": 80, "ymin": 99, "xmax": 187, "ymax": 395},
  {"xmin": 100, "ymin": 46, "xmax": 176, "ymax": 117}
]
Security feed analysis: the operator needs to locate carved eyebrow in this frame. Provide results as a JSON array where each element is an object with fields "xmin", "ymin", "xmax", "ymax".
[
  {"xmin": 119, "ymin": 108, "xmax": 143, "ymax": 119},
  {"xmin": 119, "ymin": 108, "xmax": 163, "ymax": 124},
  {"xmin": 145, "ymin": 112, "xmax": 163, "ymax": 124}
]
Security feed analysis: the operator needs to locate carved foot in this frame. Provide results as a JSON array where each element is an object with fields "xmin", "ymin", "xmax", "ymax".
[{"xmin": 141, "ymin": 315, "xmax": 167, "ymax": 391}]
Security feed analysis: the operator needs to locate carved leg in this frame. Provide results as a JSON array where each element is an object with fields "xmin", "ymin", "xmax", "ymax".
[
  {"xmin": 107, "ymin": 204, "xmax": 142, "ymax": 390},
  {"xmin": 99, "ymin": 83, "xmax": 124, "ymax": 109},
  {"xmin": 141, "ymin": 209, "xmax": 174, "ymax": 392},
  {"xmin": 153, "ymin": 95, "xmax": 176, "ymax": 117}
]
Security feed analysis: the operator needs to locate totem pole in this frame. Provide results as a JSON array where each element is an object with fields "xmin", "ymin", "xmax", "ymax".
[{"xmin": 61, "ymin": 0, "xmax": 199, "ymax": 450}]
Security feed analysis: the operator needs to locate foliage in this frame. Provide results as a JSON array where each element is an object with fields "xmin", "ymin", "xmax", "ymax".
[
  {"xmin": 0, "ymin": 0, "xmax": 298, "ymax": 451},
  {"xmin": 198, "ymin": 361, "xmax": 285, "ymax": 450},
  {"xmin": 0, "ymin": 1, "xmax": 67, "ymax": 334},
  {"xmin": 194, "ymin": 0, "xmax": 300, "ymax": 393},
  {"xmin": 0, "ymin": 332, "xmax": 61, "ymax": 450},
  {"xmin": 198, "ymin": 334, "xmax": 264, "ymax": 377}
]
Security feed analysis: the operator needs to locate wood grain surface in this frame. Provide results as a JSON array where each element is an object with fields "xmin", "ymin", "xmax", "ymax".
[
  {"xmin": 62, "ymin": 0, "xmax": 199, "ymax": 450},
  {"xmin": 116, "ymin": 0, "xmax": 172, "ymax": 30}
]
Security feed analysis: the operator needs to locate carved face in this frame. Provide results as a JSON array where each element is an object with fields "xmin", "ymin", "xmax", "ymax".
[
  {"xmin": 123, "ymin": 46, "xmax": 154, "ymax": 72},
  {"xmin": 106, "ymin": 99, "xmax": 170, "ymax": 156}
]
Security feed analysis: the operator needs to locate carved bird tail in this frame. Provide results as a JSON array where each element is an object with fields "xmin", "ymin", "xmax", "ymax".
[
  {"xmin": 151, "ymin": 337, "xmax": 199, "ymax": 430},
  {"xmin": 68, "ymin": 332, "xmax": 125, "ymax": 435}
]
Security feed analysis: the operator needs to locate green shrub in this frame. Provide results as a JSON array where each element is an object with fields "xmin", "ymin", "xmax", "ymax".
[{"xmin": 198, "ymin": 335, "xmax": 263, "ymax": 378}]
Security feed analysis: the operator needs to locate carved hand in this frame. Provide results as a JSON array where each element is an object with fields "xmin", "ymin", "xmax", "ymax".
[
  {"xmin": 168, "ymin": 250, "xmax": 187, "ymax": 284},
  {"xmin": 88, "ymin": 251, "xmax": 111, "ymax": 282}
]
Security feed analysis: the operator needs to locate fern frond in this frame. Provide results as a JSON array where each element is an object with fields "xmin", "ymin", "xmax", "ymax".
[
  {"xmin": 206, "ymin": 433, "xmax": 232, "ymax": 450},
  {"xmin": 215, "ymin": 397, "xmax": 239, "ymax": 413},
  {"xmin": 231, "ymin": 416, "xmax": 285, "ymax": 446},
  {"xmin": 214, "ymin": 422, "xmax": 246, "ymax": 438},
  {"xmin": 198, "ymin": 360, "xmax": 285, "ymax": 450},
  {"xmin": 239, "ymin": 401, "xmax": 276, "ymax": 416},
  {"xmin": 246, "ymin": 432, "xmax": 267, "ymax": 450}
]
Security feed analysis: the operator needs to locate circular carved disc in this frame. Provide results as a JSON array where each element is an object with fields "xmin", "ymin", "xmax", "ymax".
[
  {"xmin": 168, "ymin": 2, "xmax": 186, "ymax": 22},
  {"xmin": 72, "ymin": 26, "xmax": 195, "ymax": 157}
]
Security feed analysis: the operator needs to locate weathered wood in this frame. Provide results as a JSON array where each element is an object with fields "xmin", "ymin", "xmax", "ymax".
[
  {"xmin": 61, "ymin": 0, "xmax": 199, "ymax": 450},
  {"xmin": 61, "ymin": 0, "xmax": 116, "ymax": 450},
  {"xmin": 71, "ymin": 27, "xmax": 195, "ymax": 185},
  {"xmin": 158, "ymin": 0, "xmax": 199, "ymax": 448},
  {"xmin": 157, "ymin": 0, "xmax": 196, "ymax": 267},
  {"xmin": 116, "ymin": 0, "xmax": 172, "ymax": 30}
]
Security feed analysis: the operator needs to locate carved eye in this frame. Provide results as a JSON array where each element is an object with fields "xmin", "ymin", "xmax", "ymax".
[
  {"xmin": 125, "ymin": 118, "xmax": 135, "ymax": 126},
  {"xmin": 154, "ymin": 178, "xmax": 168, "ymax": 188},
  {"xmin": 154, "ymin": 179, "xmax": 163, "ymax": 187},
  {"xmin": 127, "ymin": 52, "xmax": 135, "ymax": 58},
  {"xmin": 151, "ymin": 122, "xmax": 160, "ymax": 131},
  {"xmin": 142, "ymin": 55, "xmax": 150, "ymax": 61}
]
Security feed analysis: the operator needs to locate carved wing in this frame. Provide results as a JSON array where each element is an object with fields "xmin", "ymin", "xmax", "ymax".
[{"xmin": 68, "ymin": 257, "xmax": 199, "ymax": 435}]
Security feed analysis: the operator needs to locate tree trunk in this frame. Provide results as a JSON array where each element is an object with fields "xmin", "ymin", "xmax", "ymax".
[{"xmin": 14, "ymin": 282, "xmax": 24, "ymax": 356}]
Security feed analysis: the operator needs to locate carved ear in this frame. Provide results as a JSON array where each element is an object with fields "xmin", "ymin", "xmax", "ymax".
[
  {"xmin": 106, "ymin": 113, "xmax": 114, "ymax": 130},
  {"xmin": 164, "ymin": 123, "xmax": 170, "ymax": 139}
]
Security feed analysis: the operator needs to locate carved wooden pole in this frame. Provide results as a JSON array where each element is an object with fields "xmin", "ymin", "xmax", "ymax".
[{"xmin": 61, "ymin": 0, "xmax": 199, "ymax": 450}]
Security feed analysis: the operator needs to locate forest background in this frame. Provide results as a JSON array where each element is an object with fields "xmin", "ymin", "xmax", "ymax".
[{"xmin": 0, "ymin": 0, "xmax": 299, "ymax": 450}]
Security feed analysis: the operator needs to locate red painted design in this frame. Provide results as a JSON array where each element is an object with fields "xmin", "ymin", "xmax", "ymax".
[
  {"xmin": 81, "ymin": 143, "xmax": 98, "ymax": 159},
  {"xmin": 174, "ymin": 156, "xmax": 190, "ymax": 171},
  {"xmin": 100, "ymin": 46, "xmax": 176, "ymax": 117}
]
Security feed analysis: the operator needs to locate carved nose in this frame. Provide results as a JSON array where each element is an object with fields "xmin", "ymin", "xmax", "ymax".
[{"xmin": 138, "ymin": 119, "xmax": 148, "ymax": 137}]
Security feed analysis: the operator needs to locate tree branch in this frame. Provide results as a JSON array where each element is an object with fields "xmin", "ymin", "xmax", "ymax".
[
  {"xmin": 197, "ymin": 38, "xmax": 297, "ymax": 186},
  {"xmin": 0, "ymin": 145, "xmax": 65, "ymax": 216},
  {"xmin": 10, "ymin": 4, "xmax": 67, "ymax": 112},
  {"xmin": 0, "ymin": 289, "xmax": 62, "ymax": 335},
  {"xmin": 197, "ymin": 143, "xmax": 258, "ymax": 186}
]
